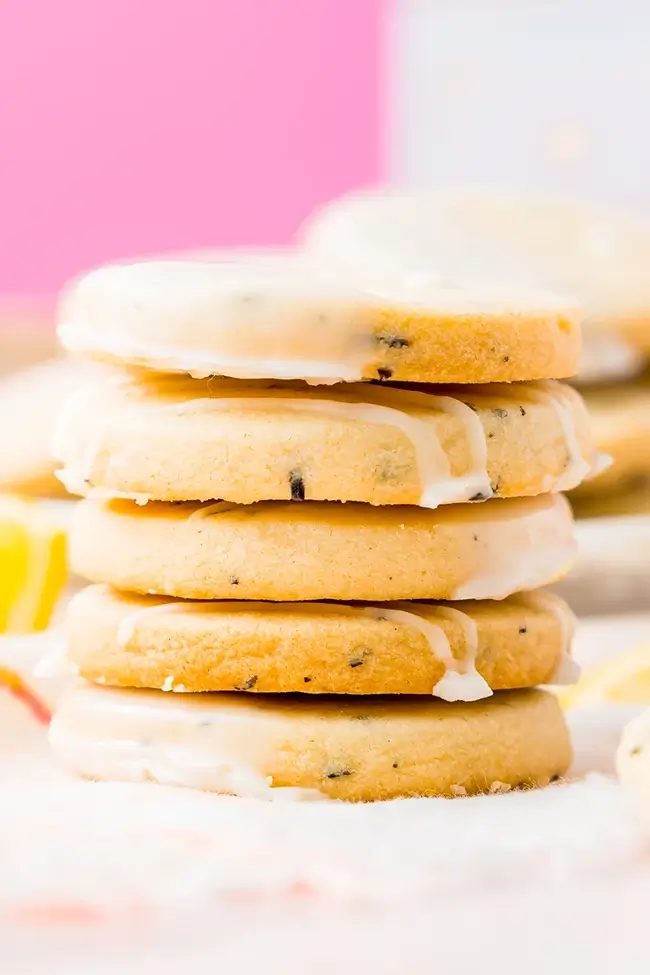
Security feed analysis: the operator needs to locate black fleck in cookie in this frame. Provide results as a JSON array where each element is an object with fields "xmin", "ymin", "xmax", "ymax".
[
  {"xmin": 64, "ymin": 584, "xmax": 577, "ymax": 697},
  {"xmin": 54, "ymin": 373, "xmax": 600, "ymax": 506},
  {"xmin": 49, "ymin": 682, "xmax": 571, "ymax": 800},
  {"xmin": 70, "ymin": 494, "xmax": 576, "ymax": 602},
  {"xmin": 57, "ymin": 257, "xmax": 581, "ymax": 384}
]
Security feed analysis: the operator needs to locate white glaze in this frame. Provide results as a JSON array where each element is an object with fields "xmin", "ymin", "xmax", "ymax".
[
  {"xmin": 451, "ymin": 496, "xmax": 577, "ymax": 600},
  {"xmin": 49, "ymin": 684, "xmax": 325, "ymax": 801}
]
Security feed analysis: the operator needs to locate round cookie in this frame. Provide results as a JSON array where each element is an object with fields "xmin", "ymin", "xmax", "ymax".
[
  {"xmin": 303, "ymin": 185, "xmax": 650, "ymax": 378},
  {"xmin": 57, "ymin": 257, "xmax": 581, "ymax": 385},
  {"xmin": 570, "ymin": 385, "xmax": 650, "ymax": 499},
  {"xmin": 54, "ymin": 373, "xmax": 600, "ymax": 506},
  {"xmin": 65, "ymin": 584, "xmax": 577, "ymax": 698},
  {"xmin": 70, "ymin": 494, "xmax": 576, "ymax": 602},
  {"xmin": 49, "ymin": 682, "xmax": 571, "ymax": 800}
]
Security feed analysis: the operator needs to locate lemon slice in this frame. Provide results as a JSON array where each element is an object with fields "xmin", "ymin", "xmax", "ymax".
[
  {"xmin": 0, "ymin": 496, "xmax": 68, "ymax": 634},
  {"xmin": 559, "ymin": 643, "xmax": 650, "ymax": 709}
]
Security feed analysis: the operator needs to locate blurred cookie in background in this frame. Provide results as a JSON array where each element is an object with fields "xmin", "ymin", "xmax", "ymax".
[
  {"xmin": 303, "ymin": 184, "xmax": 650, "ymax": 385},
  {"xmin": 0, "ymin": 356, "xmax": 94, "ymax": 499},
  {"xmin": 569, "ymin": 385, "xmax": 650, "ymax": 505}
]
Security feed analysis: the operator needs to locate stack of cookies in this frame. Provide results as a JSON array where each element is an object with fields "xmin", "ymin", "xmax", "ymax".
[{"xmin": 49, "ymin": 254, "xmax": 599, "ymax": 800}]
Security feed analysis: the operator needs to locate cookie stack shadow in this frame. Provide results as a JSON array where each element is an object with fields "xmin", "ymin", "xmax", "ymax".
[{"xmin": 48, "ymin": 256, "xmax": 602, "ymax": 800}]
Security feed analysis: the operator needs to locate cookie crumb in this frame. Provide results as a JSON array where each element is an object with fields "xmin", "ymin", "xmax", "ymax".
[
  {"xmin": 228, "ymin": 575, "xmax": 240, "ymax": 586},
  {"xmin": 519, "ymin": 406, "xmax": 527, "ymax": 416},
  {"xmin": 491, "ymin": 408, "xmax": 509, "ymax": 419},
  {"xmin": 376, "ymin": 366, "xmax": 393, "ymax": 381},
  {"xmin": 234, "ymin": 675, "xmax": 258, "ymax": 691}
]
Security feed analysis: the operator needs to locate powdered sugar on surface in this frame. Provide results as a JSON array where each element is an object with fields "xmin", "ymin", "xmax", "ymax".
[{"xmin": 1, "ymin": 615, "xmax": 650, "ymax": 975}]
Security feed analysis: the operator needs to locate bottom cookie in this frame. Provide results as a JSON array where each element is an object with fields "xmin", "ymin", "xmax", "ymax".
[{"xmin": 49, "ymin": 683, "xmax": 571, "ymax": 801}]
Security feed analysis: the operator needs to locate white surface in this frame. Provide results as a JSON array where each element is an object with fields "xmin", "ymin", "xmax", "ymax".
[{"xmin": 1, "ymin": 614, "xmax": 650, "ymax": 971}]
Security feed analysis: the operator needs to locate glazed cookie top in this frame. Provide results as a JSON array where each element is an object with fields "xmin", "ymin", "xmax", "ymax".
[
  {"xmin": 53, "ymin": 374, "xmax": 602, "ymax": 507},
  {"xmin": 304, "ymin": 185, "xmax": 650, "ymax": 332},
  {"xmin": 57, "ymin": 256, "xmax": 581, "ymax": 384}
]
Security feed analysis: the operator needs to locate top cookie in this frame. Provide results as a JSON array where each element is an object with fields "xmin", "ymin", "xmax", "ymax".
[
  {"xmin": 57, "ymin": 256, "xmax": 580, "ymax": 385},
  {"xmin": 304, "ymin": 185, "xmax": 650, "ymax": 382}
]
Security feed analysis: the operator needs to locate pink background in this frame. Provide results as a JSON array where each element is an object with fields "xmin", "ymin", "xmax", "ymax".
[{"xmin": 0, "ymin": 0, "xmax": 382, "ymax": 297}]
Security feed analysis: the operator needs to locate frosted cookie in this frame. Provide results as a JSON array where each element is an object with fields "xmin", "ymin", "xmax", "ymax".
[
  {"xmin": 570, "ymin": 385, "xmax": 650, "ymax": 499},
  {"xmin": 70, "ymin": 494, "xmax": 576, "ymax": 602},
  {"xmin": 64, "ymin": 584, "xmax": 576, "ymax": 698},
  {"xmin": 57, "ymin": 257, "xmax": 580, "ymax": 385},
  {"xmin": 54, "ymin": 373, "xmax": 600, "ymax": 506},
  {"xmin": 49, "ymin": 683, "xmax": 571, "ymax": 800},
  {"xmin": 303, "ymin": 185, "xmax": 650, "ymax": 381},
  {"xmin": 0, "ymin": 357, "xmax": 92, "ymax": 498}
]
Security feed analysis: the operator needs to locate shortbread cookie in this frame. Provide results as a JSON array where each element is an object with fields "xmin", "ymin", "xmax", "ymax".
[
  {"xmin": 57, "ymin": 258, "xmax": 581, "ymax": 384},
  {"xmin": 54, "ymin": 373, "xmax": 600, "ymax": 506},
  {"xmin": 64, "ymin": 584, "xmax": 577, "ymax": 698},
  {"xmin": 49, "ymin": 682, "xmax": 571, "ymax": 800},
  {"xmin": 70, "ymin": 494, "xmax": 576, "ymax": 602},
  {"xmin": 303, "ymin": 184, "xmax": 650, "ymax": 334},
  {"xmin": 570, "ymin": 385, "xmax": 650, "ymax": 499},
  {"xmin": 303, "ymin": 185, "xmax": 650, "ymax": 377},
  {"xmin": 0, "ymin": 357, "xmax": 92, "ymax": 498}
]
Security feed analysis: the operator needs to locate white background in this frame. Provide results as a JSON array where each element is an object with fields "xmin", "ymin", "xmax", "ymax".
[{"xmin": 394, "ymin": 0, "xmax": 650, "ymax": 211}]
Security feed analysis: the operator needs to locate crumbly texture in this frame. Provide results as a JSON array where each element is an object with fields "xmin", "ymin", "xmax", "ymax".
[
  {"xmin": 54, "ymin": 374, "xmax": 598, "ymax": 505},
  {"xmin": 570, "ymin": 384, "xmax": 650, "ymax": 498},
  {"xmin": 57, "ymin": 258, "xmax": 581, "ymax": 384},
  {"xmin": 70, "ymin": 495, "xmax": 576, "ymax": 602},
  {"xmin": 50, "ymin": 683, "xmax": 572, "ymax": 800},
  {"xmin": 66, "ymin": 584, "xmax": 573, "ymax": 694}
]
